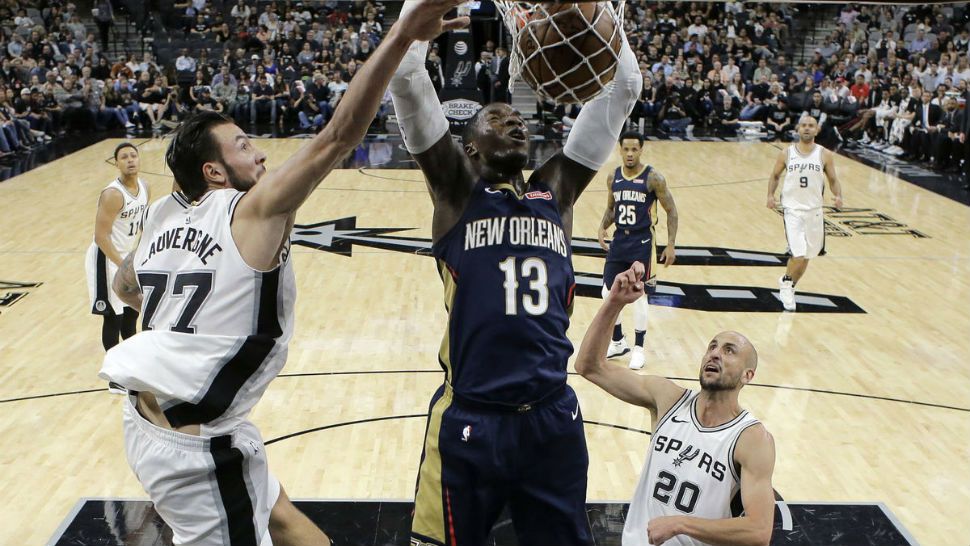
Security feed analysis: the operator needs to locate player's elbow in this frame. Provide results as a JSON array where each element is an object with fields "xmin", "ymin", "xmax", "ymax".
[
  {"xmin": 574, "ymin": 353, "xmax": 601, "ymax": 378},
  {"xmin": 320, "ymin": 122, "xmax": 358, "ymax": 155},
  {"xmin": 745, "ymin": 520, "xmax": 773, "ymax": 546}
]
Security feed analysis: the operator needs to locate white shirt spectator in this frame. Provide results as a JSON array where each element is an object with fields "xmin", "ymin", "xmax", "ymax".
[
  {"xmin": 687, "ymin": 23, "xmax": 708, "ymax": 39},
  {"xmin": 230, "ymin": 3, "xmax": 251, "ymax": 20},
  {"xmin": 720, "ymin": 64, "xmax": 740, "ymax": 85},
  {"xmin": 175, "ymin": 54, "xmax": 197, "ymax": 73},
  {"xmin": 951, "ymin": 66, "xmax": 970, "ymax": 85}
]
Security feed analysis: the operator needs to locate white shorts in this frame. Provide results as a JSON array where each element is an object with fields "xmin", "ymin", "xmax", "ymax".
[
  {"xmin": 85, "ymin": 242, "xmax": 128, "ymax": 315},
  {"xmin": 123, "ymin": 397, "xmax": 279, "ymax": 545},
  {"xmin": 784, "ymin": 208, "xmax": 824, "ymax": 259}
]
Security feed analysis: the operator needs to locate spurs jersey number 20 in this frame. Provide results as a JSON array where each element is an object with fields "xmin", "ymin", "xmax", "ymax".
[
  {"xmin": 782, "ymin": 144, "xmax": 825, "ymax": 211},
  {"xmin": 623, "ymin": 390, "xmax": 761, "ymax": 546}
]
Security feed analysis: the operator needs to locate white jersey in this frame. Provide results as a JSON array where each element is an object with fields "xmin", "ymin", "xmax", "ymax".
[
  {"xmin": 781, "ymin": 144, "xmax": 826, "ymax": 211},
  {"xmin": 98, "ymin": 178, "xmax": 149, "ymax": 253},
  {"xmin": 623, "ymin": 390, "xmax": 761, "ymax": 546},
  {"xmin": 101, "ymin": 189, "xmax": 296, "ymax": 435}
]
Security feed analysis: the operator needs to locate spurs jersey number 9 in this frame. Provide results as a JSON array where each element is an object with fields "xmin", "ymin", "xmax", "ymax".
[{"xmin": 781, "ymin": 144, "xmax": 825, "ymax": 211}]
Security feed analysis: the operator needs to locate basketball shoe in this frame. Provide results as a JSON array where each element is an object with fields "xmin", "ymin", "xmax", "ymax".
[
  {"xmin": 779, "ymin": 276, "xmax": 796, "ymax": 312},
  {"xmin": 607, "ymin": 337, "xmax": 631, "ymax": 359},
  {"xmin": 629, "ymin": 347, "xmax": 646, "ymax": 370}
]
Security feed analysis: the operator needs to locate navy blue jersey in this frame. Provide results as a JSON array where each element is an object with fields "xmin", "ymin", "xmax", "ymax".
[
  {"xmin": 607, "ymin": 166, "xmax": 657, "ymax": 263},
  {"xmin": 432, "ymin": 180, "xmax": 576, "ymax": 406}
]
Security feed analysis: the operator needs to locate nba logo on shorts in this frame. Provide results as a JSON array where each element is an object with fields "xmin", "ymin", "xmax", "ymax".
[
  {"xmin": 95, "ymin": 300, "xmax": 106, "ymax": 312},
  {"xmin": 461, "ymin": 425, "xmax": 472, "ymax": 442}
]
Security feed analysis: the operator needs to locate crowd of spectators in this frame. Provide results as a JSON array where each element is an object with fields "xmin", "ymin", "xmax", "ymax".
[
  {"xmin": 620, "ymin": 1, "xmax": 970, "ymax": 177},
  {"xmin": 620, "ymin": 0, "xmax": 799, "ymax": 137},
  {"xmin": 0, "ymin": 0, "xmax": 388, "ymax": 164},
  {"xmin": 1, "ymin": 1, "xmax": 969, "ymax": 180}
]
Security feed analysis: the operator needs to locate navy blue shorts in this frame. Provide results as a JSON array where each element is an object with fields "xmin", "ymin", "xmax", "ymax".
[
  {"xmin": 410, "ymin": 383, "xmax": 592, "ymax": 546},
  {"xmin": 604, "ymin": 233, "xmax": 654, "ymax": 289}
]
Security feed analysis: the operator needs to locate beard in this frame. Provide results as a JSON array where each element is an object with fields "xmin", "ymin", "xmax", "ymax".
[
  {"xmin": 225, "ymin": 161, "xmax": 260, "ymax": 192},
  {"xmin": 699, "ymin": 371, "xmax": 741, "ymax": 392}
]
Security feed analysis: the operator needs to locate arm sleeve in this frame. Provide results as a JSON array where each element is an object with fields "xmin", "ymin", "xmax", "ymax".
[
  {"xmin": 387, "ymin": 1, "xmax": 449, "ymax": 154},
  {"xmin": 563, "ymin": 36, "xmax": 643, "ymax": 170}
]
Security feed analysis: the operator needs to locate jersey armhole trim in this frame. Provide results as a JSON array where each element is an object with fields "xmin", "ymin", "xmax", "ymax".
[
  {"xmin": 654, "ymin": 388, "xmax": 691, "ymax": 432},
  {"xmin": 728, "ymin": 420, "xmax": 762, "ymax": 483}
]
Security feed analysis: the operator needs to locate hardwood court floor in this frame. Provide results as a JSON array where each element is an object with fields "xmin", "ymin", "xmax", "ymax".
[{"xmin": 0, "ymin": 138, "xmax": 967, "ymax": 545}]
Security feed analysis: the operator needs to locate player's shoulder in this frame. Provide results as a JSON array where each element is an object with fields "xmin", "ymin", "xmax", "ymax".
[
  {"xmin": 648, "ymin": 379, "xmax": 690, "ymax": 416},
  {"xmin": 736, "ymin": 421, "xmax": 774, "ymax": 452},
  {"xmin": 734, "ymin": 421, "xmax": 775, "ymax": 469}
]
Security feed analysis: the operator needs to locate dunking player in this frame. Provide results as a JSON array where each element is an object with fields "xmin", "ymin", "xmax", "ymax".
[
  {"xmin": 101, "ymin": 4, "xmax": 468, "ymax": 545},
  {"xmin": 767, "ymin": 114, "xmax": 844, "ymax": 311},
  {"xmin": 85, "ymin": 142, "xmax": 148, "ymax": 393},
  {"xmin": 576, "ymin": 262, "xmax": 776, "ymax": 546},
  {"xmin": 598, "ymin": 131, "xmax": 678, "ymax": 370},
  {"xmin": 390, "ymin": 1, "xmax": 641, "ymax": 543}
]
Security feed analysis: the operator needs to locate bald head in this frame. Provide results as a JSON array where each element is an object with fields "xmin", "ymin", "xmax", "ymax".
[{"xmin": 716, "ymin": 330, "xmax": 758, "ymax": 370}]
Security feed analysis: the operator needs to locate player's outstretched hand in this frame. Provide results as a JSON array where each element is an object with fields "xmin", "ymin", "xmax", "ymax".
[
  {"xmin": 397, "ymin": 0, "xmax": 470, "ymax": 43},
  {"xmin": 646, "ymin": 515, "xmax": 683, "ymax": 544},
  {"xmin": 607, "ymin": 261, "xmax": 645, "ymax": 305},
  {"xmin": 597, "ymin": 227, "xmax": 610, "ymax": 252}
]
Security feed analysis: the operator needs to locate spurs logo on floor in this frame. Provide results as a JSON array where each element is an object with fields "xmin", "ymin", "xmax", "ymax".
[
  {"xmin": 773, "ymin": 207, "xmax": 930, "ymax": 239},
  {"xmin": 291, "ymin": 217, "xmax": 866, "ymax": 313},
  {"xmin": 0, "ymin": 280, "xmax": 42, "ymax": 314}
]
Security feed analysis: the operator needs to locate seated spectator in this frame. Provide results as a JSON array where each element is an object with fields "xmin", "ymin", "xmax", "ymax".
[
  {"xmin": 765, "ymin": 97, "xmax": 794, "ymax": 141},
  {"xmin": 713, "ymin": 93, "xmax": 741, "ymax": 135}
]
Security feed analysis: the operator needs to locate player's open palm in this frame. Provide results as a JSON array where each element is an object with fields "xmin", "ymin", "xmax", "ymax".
[
  {"xmin": 398, "ymin": 0, "xmax": 470, "ymax": 43},
  {"xmin": 608, "ymin": 262, "xmax": 645, "ymax": 305}
]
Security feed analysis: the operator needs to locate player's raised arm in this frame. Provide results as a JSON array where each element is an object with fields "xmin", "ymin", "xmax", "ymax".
[
  {"xmin": 766, "ymin": 146, "xmax": 787, "ymax": 209},
  {"xmin": 649, "ymin": 169, "xmax": 678, "ymax": 266},
  {"xmin": 822, "ymin": 148, "xmax": 844, "ymax": 208},
  {"xmin": 576, "ymin": 262, "xmax": 685, "ymax": 413},
  {"xmin": 536, "ymin": 33, "xmax": 643, "ymax": 208},
  {"xmin": 598, "ymin": 172, "xmax": 616, "ymax": 251},
  {"xmin": 234, "ymin": 0, "xmax": 469, "ymax": 250},
  {"xmin": 648, "ymin": 425, "xmax": 776, "ymax": 546},
  {"xmin": 389, "ymin": 0, "xmax": 476, "ymax": 241}
]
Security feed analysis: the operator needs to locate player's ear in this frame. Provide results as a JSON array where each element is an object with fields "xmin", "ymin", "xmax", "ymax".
[
  {"xmin": 201, "ymin": 161, "xmax": 226, "ymax": 186},
  {"xmin": 741, "ymin": 367, "xmax": 755, "ymax": 385}
]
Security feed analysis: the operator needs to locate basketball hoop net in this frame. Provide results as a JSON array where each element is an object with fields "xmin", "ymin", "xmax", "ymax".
[{"xmin": 493, "ymin": 1, "xmax": 626, "ymax": 104}]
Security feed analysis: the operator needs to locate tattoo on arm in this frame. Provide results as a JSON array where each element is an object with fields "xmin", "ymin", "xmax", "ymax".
[
  {"xmin": 113, "ymin": 253, "xmax": 143, "ymax": 309},
  {"xmin": 650, "ymin": 170, "xmax": 678, "ymax": 245}
]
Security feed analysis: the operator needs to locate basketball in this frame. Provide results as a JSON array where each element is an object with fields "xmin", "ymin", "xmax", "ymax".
[{"xmin": 517, "ymin": 2, "xmax": 622, "ymax": 104}]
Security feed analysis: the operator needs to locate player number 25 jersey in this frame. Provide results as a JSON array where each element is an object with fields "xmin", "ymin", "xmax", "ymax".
[{"xmin": 612, "ymin": 166, "xmax": 656, "ymax": 234}]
